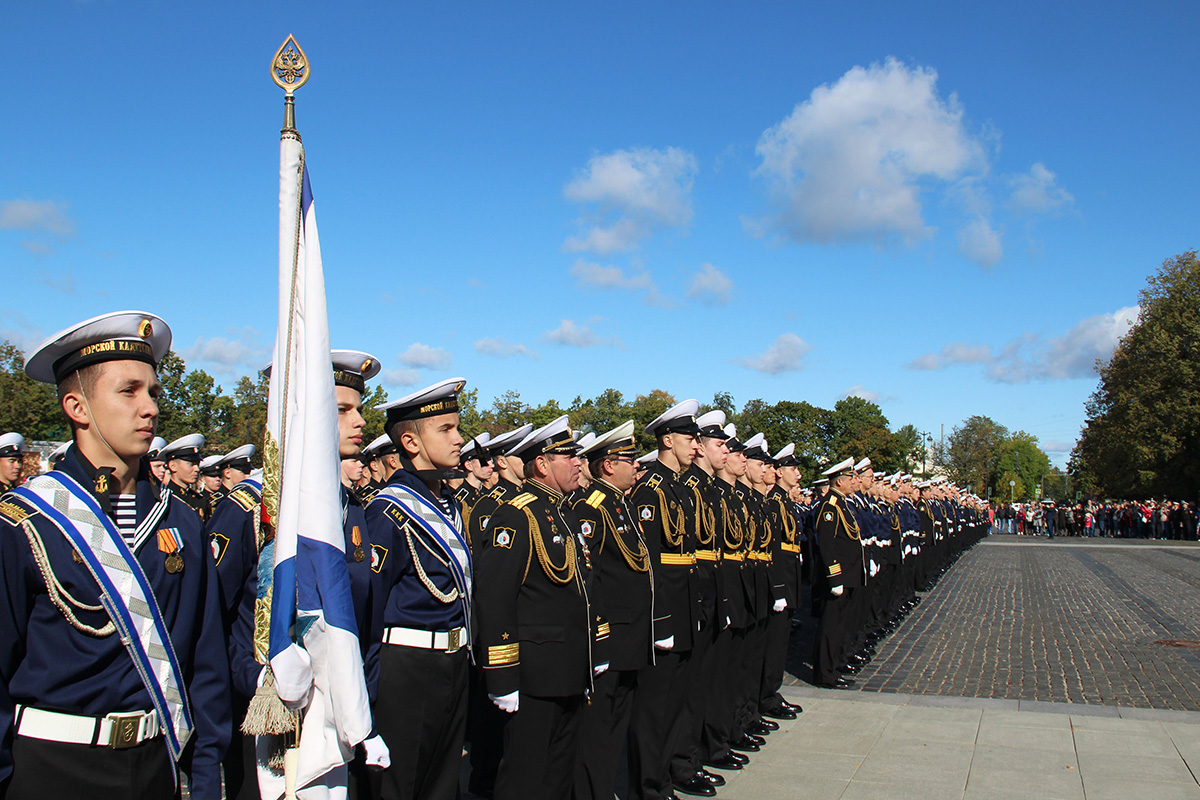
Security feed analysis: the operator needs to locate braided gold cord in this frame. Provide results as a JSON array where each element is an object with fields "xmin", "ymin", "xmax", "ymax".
[
  {"xmin": 599, "ymin": 503, "xmax": 650, "ymax": 573},
  {"xmin": 525, "ymin": 507, "xmax": 576, "ymax": 585}
]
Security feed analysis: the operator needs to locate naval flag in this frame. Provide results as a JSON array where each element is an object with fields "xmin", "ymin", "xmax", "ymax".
[{"xmin": 262, "ymin": 129, "xmax": 372, "ymax": 796}]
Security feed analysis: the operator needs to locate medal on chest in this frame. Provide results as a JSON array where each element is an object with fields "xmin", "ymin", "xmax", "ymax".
[
  {"xmin": 352, "ymin": 525, "xmax": 364, "ymax": 562},
  {"xmin": 157, "ymin": 527, "xmax": 184, "ymax": 574}
]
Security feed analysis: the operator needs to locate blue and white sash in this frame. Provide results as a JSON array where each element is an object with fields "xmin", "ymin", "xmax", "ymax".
[
  {"xmin": 371, "ymin": 485, "xmax": 472, "ymax": 640},
  {"xmin": 12, "ymin": 473, "xmax": 194, "ymax": 772}
]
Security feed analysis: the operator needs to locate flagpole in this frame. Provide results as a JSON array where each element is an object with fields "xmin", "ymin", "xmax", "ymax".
[{"xmin": 269, "ymin": 34, "xmax": 310, "ymax": 800}]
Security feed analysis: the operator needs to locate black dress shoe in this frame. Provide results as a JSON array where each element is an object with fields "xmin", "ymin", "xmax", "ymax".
[
  {"xmin": 757, "ymin": 717, "xmax": 780, "ymax": 731},
  {"xmin": 818, "ymin": 677, "xmax": 856, "ymax": 689},
  {"xmin": 762, "ymin": 706, "xmax": 796, "ymax": 721},
  {"xmin": 783, "ymin": 701, "xmax": 803, "ymax": 714},
  {"xmin": 705, "ymin": 754, "xmax": 744, "ymax": 771},
  {"xmin": 729, "ymin": 735, "xmax": 760, "ymax": 752},
  {"xmin": 838, "ymin": 663, "xmax": 860, "ymax": 675},
  {"xmin": 728, "ymin": 751, "xmax": 750, "ymax": 765},
  {"xmin": 673, "ymin": 775, "xmax": 716, "ymax": 797},
  {"xmin": 748, "ymin": 720, "xmax": 774, "ymax": 736},
  {"xmin": 700, "ymin": 769, "xmax": 726, "ymax": 787}
]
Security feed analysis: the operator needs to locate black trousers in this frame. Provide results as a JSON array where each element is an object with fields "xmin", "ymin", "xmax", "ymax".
[
  {"xmin": 495, "ymin": 693, "xmax": 584, "ymax": 800},
  {"xmin": 224, "ymin": 692, "xmax": 259, "ymax": 800},
  {"xmin": 676, "ymin": 619, "xmax": 720, "ymax": 779},
  {"xmin": 702, "ymin": 625, "xmax": 735, "ymax": 762},
  {"xmin": 574, "ymin": 669, "xmax": 638, "ymax": 800},
  {"xmin": 375, "ymin": 644, "xmax": 469, "ymax": 800},
  {"xmin": 467, "ymin": 667, "xmax": 507, "ymax": 797},
  {"xmin": 759, "ymin": 608, "xmax": 792, "ymax": 710},
  {"xmin": 814, "ymin": 587, "xmax": 853, "ymax": 685},
  {"xmin": 628, "ymin": 649, "xmax": 690, "ymax": 800},
  {"xmin": 9, "ymin": 735, "xmax": 176, "ymax": 799},
  {"xmin": 735, "ymin": 620, "xmax": 766, "ymax": 733}
]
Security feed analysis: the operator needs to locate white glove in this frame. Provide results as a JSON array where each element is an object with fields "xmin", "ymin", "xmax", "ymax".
[
  {"xmin": 489, "ymin": 691, "xmax": 519, "ymax": 713},
  {"xmin": 362, "ymin": 735, "xmax": 391, "ymax": 769},
  {"xmin": 654, "ymin": 635, "xmax": 675, "ymax": 651},
  {"xmin": 870, "ymin": 559, "xmax": 879, "ymax": 576},
  {"xmin": 724, "ymin": 616, "xmax": 731, "ymax": 630},
  {"xmin": 594, "ymin": 662, "xmax": 609, "ymax": 676},
  {"xmin": 270, "ymin": 643, "xmax": 313, "ymax": 711},
  {"xmin": 831, "ymin": 585, "xmax": 844, "ymax": 597},
  {"xmin": 772, "ymin": 597, "xmax": 787, "ymax": 613}
]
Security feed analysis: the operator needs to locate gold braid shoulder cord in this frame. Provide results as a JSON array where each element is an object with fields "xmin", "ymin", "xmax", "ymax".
[
  {"xmin": 777, "ymin": 496, "xmax": 797, "ymax": 544},
  {"xmin": 599, "ymin": 502, "xmax": 649, "ymax": 573},
  {"xmin": 402, "ymin": 522, "xmax": 460, "ymax": 605},
  {"xmin": 835, "ymin": 502, "xmax": 861, "ymax": 541},
  {"xmin": 654, "ymin": 486, "xmax": 686, "ymax": 548},
  {"xmin": 692, "ymin": 486, "xmax": 716, "ymax": 548},
  {"xmin": 523, "ymin": 506, "xmax": 577, "ymax": 585},
  {"xmin": 20, "ymin": 519, "xmax": 115, "ymax": 637},
  {"xmin": 721, "ymin": 497, "xmax": 744, "ymax": 551}
]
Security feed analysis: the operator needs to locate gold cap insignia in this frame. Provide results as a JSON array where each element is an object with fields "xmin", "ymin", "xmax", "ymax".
[
  {"xmin": 361, "ymin": 358, "xmax": 373, "ymax": 372},
  {"xmin": 138, "ymin": 319, "xmax": 153, "ymax": 339}
]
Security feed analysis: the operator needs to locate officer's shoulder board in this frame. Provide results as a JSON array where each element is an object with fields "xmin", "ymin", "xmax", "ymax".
[
  {"xmin": 454, "ymin": 486, "xmax": 471, "ymax": 502},
  {"xmin": 0, "ymin": 497, "xmax": 34, "ymax": 526},
  {"xmin": 228, "ymin": 487, "xmax": 259, "ymax": 512},
  {"xmin": 509, "ymin": 492, "xmax": 536, "ymax": 510},
  {"xmin": 585, "ymin": 489, "xmax": 605, "ymax": 509},
  {"xmin": 488, "ymin": 485, "xmax": 508, "ymax": 500},
  {"xmin": 647, "ymin": 473, "xmax": 663, "ymax": 489},
  {"xmin": 827, "ymin": 494, "xmax": 838, "ymax": 506},
  {"xmin": 683, "ymin": 474, "xmax": 699, "ymax": 489}
]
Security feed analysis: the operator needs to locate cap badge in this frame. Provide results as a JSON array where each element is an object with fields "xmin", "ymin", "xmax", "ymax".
[{"xmin": 138, "ymin": 319, "xmax": 154, "ymax": 339}]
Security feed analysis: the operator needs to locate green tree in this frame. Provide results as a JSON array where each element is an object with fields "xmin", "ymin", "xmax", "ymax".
[
  {"xmin": 824, "ymin": 397, "xmax": 894, "ymax": 468},
  {"xmin": 629, "ymin": 390, "xmax": 675, "ymax": 452},
  {"xmin": 0, "ymin": 341, "xmax": 66, "ymax": 440},
  {"xmin": 990, "ymin": 432, "xmax": 1051, "ymax": 501},
  {"xmin": 736, "ymin": 399, "xmax": 829, "ymax": 477},
  {"xmin": 1074, "ymin": 251, "xmax": 1200, "ymax": 499},
  {"xmin": 362, "ymin": 384, "xmax": 390, "ymax": 444},
  {"xmin": 568, "ymin": 388, "xmax": 629, "ymax": 435},
  {"xmin": 943, "ymin": 415, "xmax": 1009, "ymax": 493}
]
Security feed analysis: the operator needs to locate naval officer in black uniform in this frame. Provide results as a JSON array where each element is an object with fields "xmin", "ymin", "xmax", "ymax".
[
  {"xmin": 474, "ymin": 415, "xmax": 598, "ymax": 800},
  {"xmin": 159, "ymin": 433, "xmax": 209, "ymax": 521},
  {"xmin": 0, "ymin": 311, "xmax": 230, "ymax": 798},
  {"xmin": 813, "ymin": 457, "xmax": 863, "ymax": 688}
]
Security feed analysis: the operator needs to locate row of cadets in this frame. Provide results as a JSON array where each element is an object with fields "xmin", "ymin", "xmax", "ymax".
[
  {"xmin": 474, "ymin": 415, "xmax": 600, "ymax": 800},
  {"xmin": 365, "ymin": 377, "xmax": 474, "ymax": 800},
  {"xmin": 572, "ymin": 421, "xmax": 655, "ymax": 800},
  {"xmin": 627, "ymin": 400, "xmax": 705, "ymax": 800},
  {"xmin": 0, "ymin": 311, "xmax": 229, "ymax": 798},
  {"xmin": 0, "ymin": 434, "xmax": 25, "ymax": 493},
  {"xmin": 455, "ymin": 431, "xmax": 495, "ymax": 525},
  {"xmin": 463, "ymin": 421, "xmax": 532, "ymax": 798},
  {"xmin": 710, "ymin": 423, "xmax": 766, "ymax": 767},
  {"xmin": 211, "ymin": 349, "xmax": 384, "ymax": 799}
]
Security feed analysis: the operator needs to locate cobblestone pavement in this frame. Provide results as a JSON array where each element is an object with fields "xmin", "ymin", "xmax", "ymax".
[{"xmin": 786, "ymin": 535, "xmax": 1200, "ymax": 711}]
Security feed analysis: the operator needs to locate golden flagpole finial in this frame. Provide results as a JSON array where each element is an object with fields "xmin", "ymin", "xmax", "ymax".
[{"xmin": 271, "ymin": 35, "xmax": 310, "ymax": 136}]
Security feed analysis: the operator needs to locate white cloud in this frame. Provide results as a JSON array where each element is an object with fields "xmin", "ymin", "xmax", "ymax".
[
  {"xmin": 957, "ymin": 217, "xmax": 1003, "ymax": 268},
  {"xmin": 543, "ymin": 319, "xmax": 621, "ymax": 348},
  {"xmin": 380, "ymin": 368, "xmax": 420, "ymax": 388},
  {"xmin": 570, "ymin": 259, "xmax": 654, "ymax": 291},
  {"xmin": 754, "ymin": 58, "xmax": 985, "ymax": 246},
  {"xmin": 181, "ymin": 336, "xmax": 269, "ymax": 375},
  {"xmin": 398, "ymin": 343, "xmax": 452, "ymax": 369},
  {"xmin": 0, "ymin": 308, "xmax": 45, "ymax": 353},
  {"xmin": 841, "ymin": 385, "xmax": 881, "ymax": 402},
  {"xmin": 0, "ymin": 199, "xmax": 75, "ymax": 236},
  {"xmin": 1042, "ymin": 440, "xmax": 1074, "ymax": 454},
  {"xmin": 563, "ymin": 147, "xmax": 697, "ymax": 254},
  {"xmin": 1008, "ymin": 163, "xmax": 1074, "ymax": 215},
  {"xmin": 735, "ymin": 333, "xmax": 812, "ymax": 374},
  {"xmin": 686, "ymin": 263, "xmax": 733, "ymax": 306},
  {"xmin": 474, "ymin": 337, "xmax": 538, "ymax": 359},
  {"xmin": 22, "ymin": 241, "xmax": 55, "ymax": 257},
  {"xmin": 907, "ymin": 306, "xmax": 1139, "ymax": 382}
]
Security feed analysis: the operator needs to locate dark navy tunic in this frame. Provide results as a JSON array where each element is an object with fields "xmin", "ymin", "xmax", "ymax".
[{"xmin": 0, "ymin": 447, "xmax": 231, "ymax": 798}]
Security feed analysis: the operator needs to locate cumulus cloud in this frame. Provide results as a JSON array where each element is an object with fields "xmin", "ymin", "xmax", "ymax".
[
  {"xmin": 754, "ymin": 58, "xmax": 985, "ymax": 246},
  {"xmin": 686, "ymin": 263, "xmax": 733, "ymax": 305},
  {"xmin": 569, "ymin": 259, "xmax": 676, "ymax": 307},
  {"xmin": 474, "ymin": 337, "xmax": 538, "ymax": 359},
  {"xmin": 1042, "ymin": 440, "xmax": 1074, "ymax": 454},
  {"xmin": 841, "ymin": 385, "xmax": 881, "ymax": 402},
  {"xmin": 0, "ymin": 199, "xmax": 75, "ymax": 236},
  {"xmin": 543, "ymin": 319, "xmax": 621, "ymax": 348},
  {"xmin": 1008, "ymin": 163, "xmax": 1074, "ymax": 215},
  {"xmin": 181, "ymin": 336, "xmax": 270, "ymax": 375},
  {"xmin": 380, "ymin": 368, "xmax": 420, "ymax": 388},
  {"xmin": 907, "ymin": 306, "xmax": 1139, "ymax": 382},
  {"xmin": 563, "ymin": 147, "xmax": 697, "ymax": 254},
  {"xmin": 735, "ymin": 333, "xmax": 812, "ymax": 374},
  {"xmin": 398, "ymin": 343, "xmax": 452, "ymax": 369},
  {"xmin": 957, "ymin": 217, "xmax": 1003, "ymax": 268}
]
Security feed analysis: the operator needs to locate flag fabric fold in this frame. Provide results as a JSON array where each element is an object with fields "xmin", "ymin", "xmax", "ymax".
[{"xmin": 262, "ymin": 132, "xmax": 372, "ymax": 797}]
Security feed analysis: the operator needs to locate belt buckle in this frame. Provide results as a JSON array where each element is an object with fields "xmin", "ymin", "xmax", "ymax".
[
  {"xmin": 447, "ymin": 628, "xmax": 461, "ymax": 652},
  {"xmin": 108, "ymin": 713, "xmax": 142, "ymax": 749}
]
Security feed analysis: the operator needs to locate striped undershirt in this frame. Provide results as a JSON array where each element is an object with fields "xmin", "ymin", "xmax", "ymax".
[{"xmin": 111, "ymin": 494, "xmax": 138, "ymax": 547}]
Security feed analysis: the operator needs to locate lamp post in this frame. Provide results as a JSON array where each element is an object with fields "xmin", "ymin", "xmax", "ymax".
[
  {"xmin": 925, "ymin": 434, "xmax": 933, "ymax": 478},
  {"xmin": 1010, "ymin": 479, "xmax": 1015, "ymax": 503}
]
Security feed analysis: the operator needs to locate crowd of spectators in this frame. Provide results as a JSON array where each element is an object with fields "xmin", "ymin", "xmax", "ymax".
[{"xmin": 991, "ymin": 500, "xmax": 1199, "ymax": 540}]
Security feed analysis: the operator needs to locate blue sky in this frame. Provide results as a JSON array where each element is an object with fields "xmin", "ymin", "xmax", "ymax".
[{"xmin": 3, "ymin": 1, "xmax": 1196, "ymax": 465}]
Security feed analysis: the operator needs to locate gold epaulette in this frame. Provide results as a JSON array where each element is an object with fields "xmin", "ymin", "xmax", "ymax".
[
  {"xmin": 228, "ymin": 488, "xmax": 257, "ymax": 512},
  {"xmin": 828, "ymin": 495, "xmax": 838, "ymax": 506},
  {"xmin": 585, "ymin": 490, "xmax": 605, "ymax": 509},
  {"xmin": 510, "ymin": 492, "xmax": 536, "ymax": 510},
  {"xmin": 0, "ymin": 499, "xmax": 33, "ymax": 525}
]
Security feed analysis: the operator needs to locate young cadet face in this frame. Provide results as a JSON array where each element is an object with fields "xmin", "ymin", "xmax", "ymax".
[
  {"xmin": 0, "ymin": 456, "xmax": 20, "ymax": 484},
  {"xmin": 778, "ymin": 465, "xmax": 800, "ymax": 488},
  {"xmin": 726, "ymin": 449, "xmax": 747, "ymax": 478},
  {"xmin": 467, "ymin": 456, "xmax": 494, "ymax": 482},
  {"xmin": 666, "ymin": 432, "xmax": 699, "ymax": 469},
  {"xmin": 763, "ymin": 463, "xmax": 777, "ymax": 486},
  {"xmin": 702, "ymin": 437, "xmax": 729, "ymax": 471},
  {"xmin": 64, "ymin": 360, "xmax": 161, "ymax": 463},
  {"xmin": 745, "ymin": 457, "xmax": 764, "ymax": 484},
  {"xmin": 410, "ymin": 411, "xmax": 464, "ymax": 471},
  {"xmin": 335, "ymin": 386, "xmax": 366, "ymax": 459},
  {"xmin": 169, "ymin": 458, "xmax": 200, "ymax": 485},
  {"xmin": 341, "ymin": 457, "xmax": 363, "ymax": 485},
  {"xmin": 149, "ymin": 460, "xmax": 167, "ymax": 483},
  {"xmin": 202, "ymin": 474, "xmax": 221, "ymax": 492}
]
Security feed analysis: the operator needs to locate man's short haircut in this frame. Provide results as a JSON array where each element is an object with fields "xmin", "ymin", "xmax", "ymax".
[
  {"xmin": 386, "ymin": 417, "xmax": 429, "ymax": 458},
  {"xmin": 56, "ymin": 363, "xmax": 106, "ymax": 404}
]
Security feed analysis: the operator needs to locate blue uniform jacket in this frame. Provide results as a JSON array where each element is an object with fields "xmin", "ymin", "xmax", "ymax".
[
  {"xmin": 0, "ymin": 447, "xmax": 230, "ymax": 798},
  {"xmin": 364, "ymin": 469, "xmax": 467, "ymax": 633}
]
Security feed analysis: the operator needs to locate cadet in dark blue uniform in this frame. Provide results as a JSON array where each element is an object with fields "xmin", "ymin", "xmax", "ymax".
[
  {"xmin": 366, "ymin": 377, "xmax": 473, "ymax": 800},
  {"xmin": 0, "ymin": 311, "xmax": 230, "ymax": 799},
  {"xmin": 160, "ymin": 433, "xmax": 209, "ymax": 522},
  {"xmin": 0, "ymin": 434, "xmax": 25, "ymax": 494}
]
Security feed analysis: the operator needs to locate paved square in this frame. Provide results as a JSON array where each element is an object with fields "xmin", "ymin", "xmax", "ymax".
[{"xmin": 787, "ymin": 536, "xmax": 1200, "ymax": 711}]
